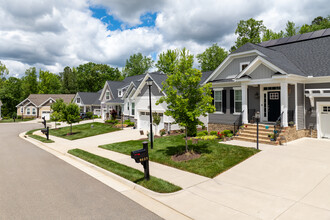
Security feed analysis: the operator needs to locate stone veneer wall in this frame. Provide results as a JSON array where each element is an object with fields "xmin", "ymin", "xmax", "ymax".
[
  {"xmin": 208, "ymin": 123, "xmax": 235, "ymax": 132},
  {"xmin": 281, "ymin": 126, "xmax": 317, "ymax": 143}
]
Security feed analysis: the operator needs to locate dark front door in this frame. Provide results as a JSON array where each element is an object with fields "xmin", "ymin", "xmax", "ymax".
[{"xmin": 268, "ymin": 91, "xmax": 281, "ymax": 122}]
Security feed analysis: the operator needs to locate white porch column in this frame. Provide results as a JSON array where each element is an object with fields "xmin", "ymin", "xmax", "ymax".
[
  {"xmin": 83, "ymin": 105, "xmax": 86, "ymax": 113},
  {"xmin": 242, "ymin": 84, "xmax": 248, "ymax": 124},
  {"xmin": 281, "ymin": 82, "xmax": 288, "ymax": 127}
]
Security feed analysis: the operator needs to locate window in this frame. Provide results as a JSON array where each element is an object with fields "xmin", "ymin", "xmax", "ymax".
[
  {"xmin": 27, "ymin": 108, "xmax": 30, "ymax": 115},
  {"xmin": 21, "ymin": 107, "xmax": 23, "ymax": 113},
  {"xmin": 118, "ymin": 90, "xmax": 122, "ymax": 97},
  {"xmin": 214, "ymin": 91, "xmax": 222, "ymax": 112},
  {"xmin": 234, "ymin": 90, "xmax": 242, "ymax": 113},
  {"xmin": 105, "ymin": 91, "xmax": 110, "ymax": 100},
  {"xmin": 77, "ymin": 98, "xmax": 80, "ymax": 103},
  {"xmin": 269, "ymin": 92, "xmax": 279, "ymax": 100},
  {"xmin": 32, "ymin": 108, "xmax": 36, "ymax": 115},
  {"xmin": 240, "ymin": 62, "xmax": 250, "ymax": 72},
  {"xmin": 131, "ymin": 103, "xmax": 135, "ymax": 115},
  {"xmin": 127, "ymin": 102, "xmax": 130, "ymax": 110},
  {"xmin": 323, "ymin": 106, "xmax": 330, "ymax": 112}
]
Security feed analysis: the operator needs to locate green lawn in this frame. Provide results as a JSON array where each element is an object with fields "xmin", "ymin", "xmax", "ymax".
[
  {"xmin": 68, "ymin": 149, "xmax": 181, "ymax": 193},
  {"xmin": 26, "ymin": 129, "xmax": 54, "ymax": 143},
  {"xmin": 50, "ymin": 122, "xmax": 120, "ymax": 140},
  {"xmin": 100, "ymin": 135, "xmax": 259, "ymax": 178},
  {"xmin": 0, "ymin": 118, "xmax": 34, "ymax": 123}
]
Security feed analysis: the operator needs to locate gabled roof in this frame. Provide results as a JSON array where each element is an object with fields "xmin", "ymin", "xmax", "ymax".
[
  {"xmin": 17, "ymin": 94, "xmax": 75, "ymax": 107},
  {"xmin": 77, "ymin": 92, "xmax": 101, "ymax": 105},
  {"xmin": 208, "ymin": 28, "xmax": 330, "ymax": 82}
]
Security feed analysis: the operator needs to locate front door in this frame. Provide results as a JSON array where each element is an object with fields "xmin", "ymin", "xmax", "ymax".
[{"xmin": 268, "ymin": 91, "xmax": 281, "ymax": 122}]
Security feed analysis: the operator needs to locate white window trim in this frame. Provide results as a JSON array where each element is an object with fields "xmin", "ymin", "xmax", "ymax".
[
  {"xmin": 234, "ymin": 89, "xmax": 242, "ymax": 114},
  {"xmin": 32, "ymin": 108, "xmax": 36, "ymax": 115},
  {"xmin": 131, "ymin": 102, "xmax": 135, "ymax": 116},
  {"xmin": 214, "ymin": 90, "xmax": 223, "ymax": 113},
  {"xmin": 240, "ymin": 62, "xmax": 250, "ymax": 72},
  {"xmin": 76, "ymin": 97, "xmax": 80, "ymax": 103},
  {"xmin": 27, "ymin": 107, "xmax": 30, "ymax": 115},
  {"xmin": 105, "ymin": 91, "xmax": 110, "ymax": 100}
]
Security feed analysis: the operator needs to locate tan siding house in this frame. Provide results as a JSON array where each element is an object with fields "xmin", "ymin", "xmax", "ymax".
[{"xmin": 16, "ymin": 94, "xmax": 75, "ymax": 120}]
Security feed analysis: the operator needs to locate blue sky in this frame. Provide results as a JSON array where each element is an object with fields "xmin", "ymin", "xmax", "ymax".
[{"xmin": 90, "ymin": 6, "xmax": 157, "ymax": 31}]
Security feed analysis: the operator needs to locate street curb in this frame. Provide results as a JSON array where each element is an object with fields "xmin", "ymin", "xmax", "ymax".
[{"xmin": 19, "ymin": 132, "xmax": 191, "ymax": 220}]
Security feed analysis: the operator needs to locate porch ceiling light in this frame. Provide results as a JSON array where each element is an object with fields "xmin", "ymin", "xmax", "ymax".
[{"xmin": 146, "ymin": 78, "xmax": 153, "ymax": 86}]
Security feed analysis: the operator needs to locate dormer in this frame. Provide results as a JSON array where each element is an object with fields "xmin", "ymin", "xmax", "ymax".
[{"xmin": 118, "ymin": 89, "xmax": 122, "ymax": 97}]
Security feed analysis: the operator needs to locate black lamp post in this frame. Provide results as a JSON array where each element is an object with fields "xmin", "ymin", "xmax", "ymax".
[
  {"xmin": 146, "ymin": 78, "xmax": 153, "ymax": 149},
  {"xmin": 255, "ymin": 111, "xmax": 260, "ymax": 150}
]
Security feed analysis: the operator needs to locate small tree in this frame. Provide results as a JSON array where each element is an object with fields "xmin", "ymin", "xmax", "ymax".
[
  {"xmin": 12, "ymin": 112, "xmax": 17, "ymax": 122},
  {"xmin": 157, "ymin": 49, "xmax": 215, "ymax": 152},
  {"xmin": 152, "ymin": 112, "xmax": 161, "ymax": 135},
  {"xmin": 62, "ymin": 103, "xmax": 80, "ymax": 135},
  {"xmin": 51, "ymin": 99, "xmax": 66, "ymax": 129}
]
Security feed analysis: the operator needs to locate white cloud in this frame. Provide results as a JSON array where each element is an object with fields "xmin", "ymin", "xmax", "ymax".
[{"xmin": 0, "ymin": 0, "xmax": 329, "ymax": 77}]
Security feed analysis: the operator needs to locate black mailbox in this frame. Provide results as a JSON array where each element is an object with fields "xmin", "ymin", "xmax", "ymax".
[
  {"xmin": 41, "ymin": 127, "xmax": 49, "ymax": 140},
  {"xmin": 131, "ymin": 141, "xmax": 150, "ymax": 180},
  {"xmin": 131, "ymin": 148, "xmax": 148, "ymax": 163}
]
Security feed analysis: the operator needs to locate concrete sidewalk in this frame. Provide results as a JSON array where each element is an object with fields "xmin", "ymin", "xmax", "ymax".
[{"xmin": 24, "ymin": 128, "xmax": 330, "ymax": 220}]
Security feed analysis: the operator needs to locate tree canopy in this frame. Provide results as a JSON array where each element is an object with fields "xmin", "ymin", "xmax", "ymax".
[
  {"xmin": 38, "ymin": 70, "xmax": 62, "ymax": 94},
  {"xmin": 197, "ymin": 44, "xmax": 228, "ymax": 72},
  {"xmin": 123, "ymin": 53, "xmax": 154, "ymax": 77},
  {"xmin": 157, "ymin": 49, "xmax": 215, "ymax": 152},
  {"xmin": 231, "ymin": 18, "xmax": 266, "ymax": 51},
  {"xmin": 156, "ymin": 49, "xmax": 179, "ymax": 74}
]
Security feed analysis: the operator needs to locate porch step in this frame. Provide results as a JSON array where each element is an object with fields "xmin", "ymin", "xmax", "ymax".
[
  {"xmin": 236, "ymin": 133, "xmax": 271, "ymax": 140},
  {"xmin": 233, "ymin": 136, "xmax": 278, "ymax": 145},
  {"xmin": 241, "ymin": 130, "xmax": 274, "ymax": 135}
]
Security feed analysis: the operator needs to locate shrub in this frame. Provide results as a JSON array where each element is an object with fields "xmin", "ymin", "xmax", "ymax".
[
  {"xmin": 222, "ymin": 130, "xmax": 232, "ymax": 137},
  {"xmin": 227, "ymin": 133, "xmax": 233, "ymax": 138},
  {"xmin": 93, "ymin": 115, "xmax": 99, "ymax": 119},
  {"xmin": 12, "ymin": 112, "xmax": 17, "ymax": 119},
  {"xmin": 124, "ymin": 119, "xmax": 135, "ymax": 126},
  {"xmin": 217, "ymin": 131, "xmax": 224, "ymax": 139},
  {"xmin": 194, "ymin": 135, "xmax": 217, "ymax": 140},
  {"xmin": 110, "ymin": 109, "xmax": 117, "ymax": 120},
  {"xmin": 17, "ymin": 115, "xmax": 22, "ymax": 119},
  {"xmin": 86, "ymin": 112, "xmax": 93, "ymax": 119},
  {"xmin": 210, "ymin": 131, "xmax": 217, "ymax": 136},
  {"xmin": 160, "ymin": 129, "xmax": 166, "ymax": 137},
  {"xmin": 105, "ymin": 119, "xmax": 118, "ymax": 125},
  {"xmin": 197, "ymin": 130, "xmax": 208, "ymax": 137}
]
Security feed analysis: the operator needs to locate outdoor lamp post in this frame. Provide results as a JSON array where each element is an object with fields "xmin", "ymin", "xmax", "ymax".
[
  {"xmin": 255, "ymin": 111, "xmax": 260, "ymax": 150},
  {"xmin": 146, "ymin": 77, "xmax": 153, "ymax": 149}
]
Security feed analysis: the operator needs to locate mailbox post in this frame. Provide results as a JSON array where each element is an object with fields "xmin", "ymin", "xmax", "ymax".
[
  {"xmin": 42, "ymin": 116, "xmax": 46, "ymax": 128},
  {"xmin": 41, "ymin": 127, "xmax": 49, "ymax": 140},
  {"xmin": 131, "ymin": 141, "xmax": 150, "ymax": 180}
]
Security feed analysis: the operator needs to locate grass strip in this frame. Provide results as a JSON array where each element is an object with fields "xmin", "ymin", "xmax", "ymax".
[
  {"xmin": 50, "ymin": 122, "xmax": 120, "ymax": 140},
  {"xmin": 100, "ymin": 135, "xmax": 259, "ymax": 178},
  {"xmin": 68, "ymin": 148, "xmax": 182, "ymax": 193},
  {"xmin": 26, "ymin": 128, "xmax": 54, "ymax": 143}
]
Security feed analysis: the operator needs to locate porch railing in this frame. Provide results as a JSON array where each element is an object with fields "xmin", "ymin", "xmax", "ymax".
[
  {"xmin": 273, "ymin": 112, "xmax": 284, "ymax": 141},
  {"xmin": 233, "ymin": 110, "xmax": 244, "ymax": 136}
]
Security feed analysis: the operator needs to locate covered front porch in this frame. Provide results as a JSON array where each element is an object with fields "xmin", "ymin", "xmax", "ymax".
[
  {"xmin": 241, "ymin": 82, "xmax": 298, "ymax": 128},
  {"xmin": 101, "ymin": 102, "xmax": 123, "ymax": 120}
]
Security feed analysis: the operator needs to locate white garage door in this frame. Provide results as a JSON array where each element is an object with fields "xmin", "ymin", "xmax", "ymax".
[
  {"xmin": 138, "ymin": 112, "xmax": 164, "ymax": 132},
  {"xmin": 42, "ymin": 111, "xmax": 51, "ymax": 120},
  {"xmin": 320, "ymin": 105, "xmax": 330, "ymax": 139}
]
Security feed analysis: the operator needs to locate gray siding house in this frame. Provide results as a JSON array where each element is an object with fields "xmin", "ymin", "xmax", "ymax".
[{"xmin": 205, "ymin": 28, "xmax": 330, "ymax": 139}]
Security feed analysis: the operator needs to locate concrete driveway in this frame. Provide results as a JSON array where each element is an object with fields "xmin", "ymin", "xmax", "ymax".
[{"xmin": 154, "ymin": 138, "xmax": 330, "ymax": 219}]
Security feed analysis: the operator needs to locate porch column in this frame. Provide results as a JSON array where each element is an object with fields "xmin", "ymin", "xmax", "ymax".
[
  {"xmin": 281, "ymin": 82, "xmax": 288, "ymax": 127},
  {"xmin": 242, "ymin": 84, "xmax": 248, "ymax": 124},
  {"xmin": 83, "ymin": 105, "xmax": 86, "ymax": 113}
]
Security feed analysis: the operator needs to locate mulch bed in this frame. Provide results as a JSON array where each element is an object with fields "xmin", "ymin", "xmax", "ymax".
[{"xmin": 171, "ymin": 151, "xmax": 201, "ymax": 162}]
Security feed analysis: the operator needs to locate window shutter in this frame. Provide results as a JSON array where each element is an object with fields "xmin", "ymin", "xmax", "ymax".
[
  {"xmin": 222, "ymin": 90, "xmax": 226, "ymax": 113},
  {"xmin": 230, "ymin": 89, "xmax": 234, "ymax": 113},
  {"xmin": 211, "ymin": 89, "xmax": 214, "ymax": 106}
]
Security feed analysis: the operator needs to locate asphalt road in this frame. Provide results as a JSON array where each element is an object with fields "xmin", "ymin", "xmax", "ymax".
[{"xmin": 0, "ymin": 122, "xmax": 162, "ymax": 219}]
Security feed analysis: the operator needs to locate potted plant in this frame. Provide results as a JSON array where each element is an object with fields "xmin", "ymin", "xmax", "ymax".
[
  {"xmin": 289, "ymin": 121, "xmax": 295, "ymax": 127},
  {"xmin": 268, "ymin": 133, "xmax": 276, "ymax": 141}
]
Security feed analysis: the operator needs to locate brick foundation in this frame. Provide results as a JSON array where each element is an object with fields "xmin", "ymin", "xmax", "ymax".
[
  {"xmin": 281, "ymin": 126, "xmax": 318, "ymax": 142},
  {"xmin": 208, "ymin": 123, "xmax": 235, "ymax": 132}
]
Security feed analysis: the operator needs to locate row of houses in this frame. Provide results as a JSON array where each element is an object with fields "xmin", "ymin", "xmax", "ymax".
[{"xmin": 16, "ymin": 28, "xmax": 330, "ymax": 139}]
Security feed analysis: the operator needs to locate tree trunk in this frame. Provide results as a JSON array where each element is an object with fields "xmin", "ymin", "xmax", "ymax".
[
  {"xmin": 70, "ymin": 124, "xmax": 72, "ymax": 135},
  {"xmin": 185, "ymin": 127, "xmax": 188, "ymax": 152}
]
